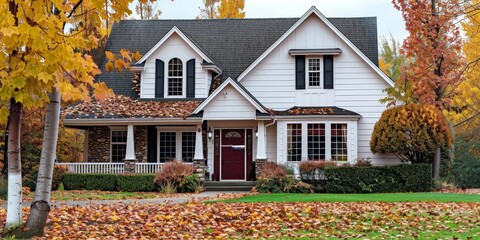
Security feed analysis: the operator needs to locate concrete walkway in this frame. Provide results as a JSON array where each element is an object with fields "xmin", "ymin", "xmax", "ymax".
[{"xmin": 1, "ymin": 191, "xmax": 244, "ymax": 208}]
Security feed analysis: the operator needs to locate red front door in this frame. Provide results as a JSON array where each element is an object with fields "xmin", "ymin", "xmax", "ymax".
[{"xmin": 221, "ymin": 129, "xmax": 246, "ymax": 180}]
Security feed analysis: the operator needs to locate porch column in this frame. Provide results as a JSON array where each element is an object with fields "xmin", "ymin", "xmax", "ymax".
[
  {"xmin": 194, "ymin": 125, "xmax": 204, "ymax": 160},
  {"xmin": 193, "ymin": 124, "xmax": 206, "ymax": 182},
  {"xmin": 256, "ymin": 120, "xmax": 267, "ymax": 160},
  {"xmin": 125, "ymin": 124, "xmax": 136, "ymax": 160}
]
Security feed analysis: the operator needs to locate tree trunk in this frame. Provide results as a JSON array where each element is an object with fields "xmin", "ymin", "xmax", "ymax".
[
  {"xmin": 23, "ymin": 87, "xmax": 61, "ymax": 237},
  {"xmin": 433, "ymin": 147, "xmax": 441, "ymax": 180},
  {"xmin": 4, "ymin": 99, "xmax": 23, "ymax": 231}
]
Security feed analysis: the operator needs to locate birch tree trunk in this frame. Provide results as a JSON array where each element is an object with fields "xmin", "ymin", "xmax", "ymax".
[
  {"xmin": 23, "ymin": 87, "xmax": 61, "ymax": 236},
  {"xmin": 4, "ymin": 99, "xmax": 23, "ymax": 231}
]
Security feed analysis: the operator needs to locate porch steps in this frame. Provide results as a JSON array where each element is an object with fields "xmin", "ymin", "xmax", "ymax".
[{"xmin": 203, "ymin": 181, "xmax": 256, "ymax": 191}]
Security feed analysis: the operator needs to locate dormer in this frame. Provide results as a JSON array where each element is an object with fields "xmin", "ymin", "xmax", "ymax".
[{"xmin": 132, "ymin": 26, "xmax": 221, "ymax": 99}]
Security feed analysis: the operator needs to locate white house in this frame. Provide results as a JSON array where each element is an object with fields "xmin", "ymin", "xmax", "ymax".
[{"xmin": 63, "ymin": 7, "xmax": 398, "ymax": 181}]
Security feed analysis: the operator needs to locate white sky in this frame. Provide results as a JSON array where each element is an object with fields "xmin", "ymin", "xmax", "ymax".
[{"xmin": 148, "ymin": 0, "xmax": 408, "ymax": 43}]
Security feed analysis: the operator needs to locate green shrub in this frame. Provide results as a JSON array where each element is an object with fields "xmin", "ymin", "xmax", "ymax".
[
  {"xmin": 63, "ymin": 174, "xmax": 117, "ymax": 191},
  {"xmin": 256, "ymin": 176, "xmax": 313, "ymax": 193},
  {"xmin": 370, "ymin": 104, "xmax": 452, "ymax": 163},
  {"xmin": 324, "ymin": 164, "xmax": 432, "ymax": 193},
  {"xmin": 0, "ymin": 176, "xmax": 7, "ymax": 200},
  {"xmin": 450, "ymin": 139, "xmax": 480, "ymax": 188},
  {"xmin": 177, "ymin": 174, "xmax": 201, "ymax": 193},
  {"xmin": 116, "ymin": 174, "xmax": 156, "ymax": 192},
  {"xmin": 23, "ymin": 165, "xmax": 68, "ymax": 191}
]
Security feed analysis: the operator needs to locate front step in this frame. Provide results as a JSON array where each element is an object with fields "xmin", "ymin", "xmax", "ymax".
[{"xmin": 203, "ymin": 181, "xmax": 256, "ymax": 191}]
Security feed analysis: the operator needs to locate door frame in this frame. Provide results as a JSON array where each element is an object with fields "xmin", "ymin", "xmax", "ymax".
[{"xmin": 219, "ymin": 128, "xmax": 251, "ymax": 181}]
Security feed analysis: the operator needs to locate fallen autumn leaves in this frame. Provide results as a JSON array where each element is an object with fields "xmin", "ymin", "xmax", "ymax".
[{"xmin": 1, "ymin": 200, "xmax": 479, "ymax": 239}]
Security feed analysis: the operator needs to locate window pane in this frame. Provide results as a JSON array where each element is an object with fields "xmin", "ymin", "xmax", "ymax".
[
  {"xmin": 111, "ymin": 144, "xmax": 126, "ymax": 162},
  {"xmin": 111, "ymin": 130, "xmax": 127, "ymax": 143},
  {"xmin": 287, "ymin": 124, "xmax": 302, "ymax": 161},
  {"xmin": 159, "ymin": 132, "xmax": 176, "ymax": 162},
  {"xmin": 168, "ymin": 77, "xmax": 183, "ymax": 96},
  {"xmin": 308, "ymin": 59, "xmax": 321, "ymax": 71},
  {"xmin": 168, "ymin": 58, "xmax": 183, "ymax": 96},
  {"xmin": 309, "ymin": 72, "xmax": 320, "ymax": 86},
  {"xmin": 331, "ymin": 124, "xmax": 348, "ymax": 161},
  {"xmin": 308, "ymin": 58, "xmax": 321, "ymax": 87},
  {"xmin": 181, "ymin": 132, "xmax": 196, "ymax": 162},
  {"xmin": 308, "ymin": 124, "xmax": 325, "ymax": 160}
]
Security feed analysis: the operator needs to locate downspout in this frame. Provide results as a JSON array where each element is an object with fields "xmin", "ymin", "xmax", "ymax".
[{"xmin": 265, "ymin": 118, "xmax": 276, "ymax": 129}]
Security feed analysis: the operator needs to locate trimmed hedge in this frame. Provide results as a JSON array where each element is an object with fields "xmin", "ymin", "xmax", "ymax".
[
  {"xmin": 63, "ymin": 173, "xmax": 156, "ymax": 192},
  {"xmin": 117, "ymin": 174, "xmax": 156, "ymax": 192},
  {"xmin": 324, "ymin": 164, "xmax": 432, "ymax": 193}
]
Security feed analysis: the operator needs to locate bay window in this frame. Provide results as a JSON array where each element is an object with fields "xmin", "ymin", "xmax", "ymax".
[{"xmin": 286, "ymin": 122, "xmax": 349, "ymax": 162}]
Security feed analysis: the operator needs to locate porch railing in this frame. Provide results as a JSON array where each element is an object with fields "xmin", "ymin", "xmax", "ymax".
[
  {"xmin": 135, "ymin": 163, "xmax": 163, "ymax": 174},
  {"xmin": 55, "ymin": 162, "xmax": 196, "ymax": 174},
  {"xmin": 56, "ymin": 162, "xmax": 125, "ymax": 174}
]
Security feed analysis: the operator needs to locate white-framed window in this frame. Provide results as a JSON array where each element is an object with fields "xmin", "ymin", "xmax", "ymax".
[
  {"xmin": 331, "ymin": 123, "xmax": 348, "ymax": 161},
  {"xmin": 159, "ymin": 132, "xmax": 177, "ymax": 162},
  {"xmin": 307, "ymin": 123, "xmax": 326, "ymax": 160},
  {"xmin": 287, "ymin": 124, "xmax": 302, "ymax": 161},
  {"xmin": 167, "ymin": 58, "xmax": 184, "ymax": 97},
  {"xmin": 110, "ymin": 129, "xmax": 127, "ymax": 162},
  {"xmin": 285, "ymin": 122, "xmax": 349, "ymax": 162},
  {"xmin": 157, "ymin": 127, "xmax": 196, "ymax": 163},
  {"xmin": 306, "ymin": 57, "xmax": 323, "ymax": 88}
]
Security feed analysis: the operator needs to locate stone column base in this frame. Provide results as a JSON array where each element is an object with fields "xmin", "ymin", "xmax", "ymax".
[
  {"xmin": 255, "ymin": 159, "xmax": 268, "ymax": 178},
  {"xmin": 193, "ymin": 159, "xmax": 207, "ymax": 182},
  {"xmin": 124, "ymin": 159, "xmax": 136, "ymax": 173}
]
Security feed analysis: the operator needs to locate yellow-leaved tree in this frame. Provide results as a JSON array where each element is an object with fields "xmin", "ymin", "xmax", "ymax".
[
  {"xmin": 450, "ymin": 0, "xmax": 480, "ymax": 139},
  {"xmin": 0, "ymin": 0, "xmax": 141, "ymax": 237},
  {"xmin": 218, "ymin": 0, "xmax": 245, "ymax": 19}
]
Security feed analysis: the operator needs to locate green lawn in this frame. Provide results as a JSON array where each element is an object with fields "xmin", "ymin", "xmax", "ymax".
[{"xmin": 223, "ymin": 192, "xmax": 480, "ymax": 203}]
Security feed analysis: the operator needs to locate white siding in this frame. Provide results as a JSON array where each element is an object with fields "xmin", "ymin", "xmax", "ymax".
[
  {"xmin": 140, "ymin": 33, "xmax": 209, "ymax": 99},
  {"xmin": 202, "ymin": 85, "xmax": 256, "ymax": 120},
  {"xmin": 241, "ymin": 15, "xmax": 398, "ymax": 164}
]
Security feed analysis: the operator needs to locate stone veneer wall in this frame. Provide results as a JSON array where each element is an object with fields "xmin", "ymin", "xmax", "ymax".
[
  {"xmin": 87, "ymin": 126, "xmax": 148, "ymax": 163},
  {"xmin": 88, "ymin": 126, "xmax": 110, "ymax": 162},
  {"xmin": 134, "ymin": 126, "xmax": 148, "ymax": 162}
]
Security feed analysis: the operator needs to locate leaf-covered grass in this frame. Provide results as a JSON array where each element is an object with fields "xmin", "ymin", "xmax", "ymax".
[
  {"xmin": 1, "ymin": 201, "xmax": 478, "ymax": 239},
  {"xmin": 26, "ymin": 190, "xmax": 187, "ymax": 202},
  {"xmin": 223, "ymin": 192, "xmax": 480, "ymax": 203}
]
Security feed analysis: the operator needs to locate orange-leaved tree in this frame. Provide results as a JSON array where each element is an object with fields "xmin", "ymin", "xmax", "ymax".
[
  {"xmin": 388, "ymin": 0, "xmax": 464, "ymax": 178},
  {"xmin": 391, "ymin": 0, "xmax": 464, "ymax": 108},
  {"xmin": 0, "ymin": 0, "xmax": 141, "ymax": 236}
]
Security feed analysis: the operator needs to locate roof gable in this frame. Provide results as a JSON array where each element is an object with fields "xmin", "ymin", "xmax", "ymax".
[
  {"xmin": 236, "ymin": 6, "xmax": 393, "ymax": 87},
  {"xmin": 193, "ymin": 78, "xmax": 267, "ymax": 114},
  {"xmin": 136, "ymin": 26, "xmax": 214, "ymax": 65}
]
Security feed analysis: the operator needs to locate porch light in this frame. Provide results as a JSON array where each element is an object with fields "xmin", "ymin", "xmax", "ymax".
[
  {"xmin": 255, "ymin": 128, "xmax": 258, "ymax": 138},
  {"xmin": 207, "ymin": 127, "xmax": 213, "ymax": 140}
]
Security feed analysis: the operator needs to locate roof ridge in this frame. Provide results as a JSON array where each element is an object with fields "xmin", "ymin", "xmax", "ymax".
[{"xmin": 118, "ymin": 16, "xmax": 376, "ymax": 22}]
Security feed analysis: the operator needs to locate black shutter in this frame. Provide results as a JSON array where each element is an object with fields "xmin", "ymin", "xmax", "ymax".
[
  {"xmin": 295, "ymin": 55, "xmax": 305, "ymax": 90},
  {"xmin": 147, "ymin": 126, "xmax": 157, "ymax": 163},
  {"xmin": 324, "ymin": 55, "xmax": 334, "ymax": 89},
  {"xmin": 186, "ymin": 59, "xmax": 195, "ymax": 98},
  {"xmin": 155, "ymin": 59, "xmax": 164, "ymax": 98}
]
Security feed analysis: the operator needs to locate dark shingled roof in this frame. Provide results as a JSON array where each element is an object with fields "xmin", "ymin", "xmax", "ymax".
[{"xmin": 98, "ymin": 17, "xmax": 378, "ymax": 98}]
